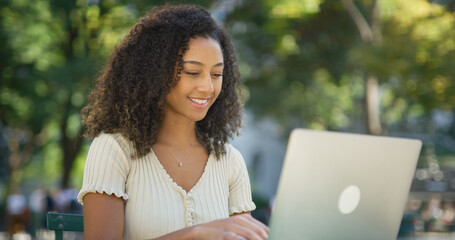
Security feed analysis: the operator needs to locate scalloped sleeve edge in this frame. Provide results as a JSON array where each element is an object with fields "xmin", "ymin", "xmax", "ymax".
[
  {"xmin": 229, "ymin": 202, "xmax": 257, "ymax": 215},
  {"xmin": 77, "ymin": 184, "xmax": 129, "ymax": 205}
]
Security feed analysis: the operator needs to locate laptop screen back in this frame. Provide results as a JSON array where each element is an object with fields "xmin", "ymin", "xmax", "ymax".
[{"xmin": 268, "ymin": 129, "xmax": 422, "ymax": 240}]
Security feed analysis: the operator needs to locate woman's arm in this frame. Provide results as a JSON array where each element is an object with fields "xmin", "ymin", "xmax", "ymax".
[
  {"xmin": 83, "ymin": 193, "xmax": 125, "ymax": 240},
  {"xmin": 83, "ymin": 194, "xmax": 268, "ymax": 240}
]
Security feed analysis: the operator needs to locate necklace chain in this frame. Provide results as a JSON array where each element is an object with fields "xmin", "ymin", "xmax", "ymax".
[{"xmin": 165, "ymin": 145, "xmax": 194, "ymax": 167}]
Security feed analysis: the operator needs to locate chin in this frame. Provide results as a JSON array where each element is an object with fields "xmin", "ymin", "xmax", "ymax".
[
  {"xmin": 193, "ymin": 115, "xmax": 208, "ymax": 122},
  {"xmin": 191, "ymin": 107, "xmax": 212, "ymax": 122}
]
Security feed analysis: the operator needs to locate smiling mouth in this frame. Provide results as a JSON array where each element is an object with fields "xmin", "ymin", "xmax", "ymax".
[{"xmin": 189, "ymin": 97, "xmax": 209, "ymax": 105}]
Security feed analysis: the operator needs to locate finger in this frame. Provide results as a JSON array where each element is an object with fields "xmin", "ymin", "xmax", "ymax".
[
  {"xmin": 223, "ymin": 232, "xmax": 246, "ymax": 240},
  {"xmin": 243, "ymin": 214, "xmax": 269, "ymax": 233},
  {"xmin": 232, "ymin": 215, "xmax": 269, "ymax": 239},
  {"xmin": 224, "ymin": 222, "xmax": 263, "ymax": 240},
  {"xmin": 233, "ymin": 214, "xmax": 268, "ymax": 230}
]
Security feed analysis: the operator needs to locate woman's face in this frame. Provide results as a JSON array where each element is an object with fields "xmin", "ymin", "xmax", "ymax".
[{"xmin": 164, "ymin": 37, "xmax": 224, "ymax": 123}]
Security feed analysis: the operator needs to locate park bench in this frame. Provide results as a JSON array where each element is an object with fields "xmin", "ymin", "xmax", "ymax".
[{"xmin": 46, "ymin": 212, "xmax": 84, "ymax": 240}]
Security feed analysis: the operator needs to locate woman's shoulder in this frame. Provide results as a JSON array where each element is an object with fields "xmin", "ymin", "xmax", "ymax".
[
  {"xmin": 94, "ymin": 132, "xmax": 126, "ymax": 143},
  {"xmin": 224, "ymin": 143, "xmax": 239, "ymax": 154},
  {"xmin": 92, "ymin": 132, "xmax": 135, "ymax": 153},
  {"xmin": 221, "ymin": 143, "xmax": 244, "ymax": 162}
]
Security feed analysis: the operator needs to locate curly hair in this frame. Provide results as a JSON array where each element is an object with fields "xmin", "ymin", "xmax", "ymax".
[{"xmin": 81, "ymin": 4, "xmax": 243, "ymax": 159}]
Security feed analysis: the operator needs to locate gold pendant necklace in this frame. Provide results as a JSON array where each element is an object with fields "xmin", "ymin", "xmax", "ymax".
[{"xmin": 165, "ymin": 145, "xmax": 193, "ymax": 167}]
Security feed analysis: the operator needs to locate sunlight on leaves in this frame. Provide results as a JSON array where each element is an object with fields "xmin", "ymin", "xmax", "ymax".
[
  {"xmin": 268, "ymin": 0, "xmax": 321, "ymax": 18},
  {"xmin": 279, "ymin": 34, "xmax": 300, "ymax": 55},
  {"xmin": 432, "ymin": 75, "xmax": 449, "ymax": 96},
  {"xmin": 66, "ymin": 113, "xmax": 81, "ymax": 139},
  {"xmin": 42, "ymin": 143, "xmax": 63, "ymax": 182}
]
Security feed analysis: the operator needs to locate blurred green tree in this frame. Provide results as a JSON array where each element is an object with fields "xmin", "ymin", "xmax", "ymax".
[
  {"xmin": 0, "ymin": 0, "xmax": 141, "ymax": 196},
  {"xmin": 225, "ymin": 0, "xmax": 455, "ymax": 137},
  {"xmin": 1, "ymin": 0, "xmax": 454, "ymax": 218},
  {"xmin": 0, "ymin": 0, "xmax": 217, "ymax": 206}
]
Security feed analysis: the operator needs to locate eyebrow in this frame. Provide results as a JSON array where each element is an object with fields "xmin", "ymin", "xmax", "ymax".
[{"xmin": 183, "ymin": 60, "xmax": 224, "ymax": 67}]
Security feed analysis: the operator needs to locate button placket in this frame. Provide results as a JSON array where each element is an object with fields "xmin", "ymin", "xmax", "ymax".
[{"xmin": 184, "ymin": 193, "xmax": 194, "ymax": 226}]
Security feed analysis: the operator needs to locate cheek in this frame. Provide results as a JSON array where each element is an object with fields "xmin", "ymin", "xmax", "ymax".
[{"xmin": 214, "ymin": 80, "xmax": 223, "ymax": 97}]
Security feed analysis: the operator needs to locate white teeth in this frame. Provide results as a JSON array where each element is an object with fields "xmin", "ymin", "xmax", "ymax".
[{"xmin": 189, "ymin": 98, "xmax": 208, "ymax": 104}]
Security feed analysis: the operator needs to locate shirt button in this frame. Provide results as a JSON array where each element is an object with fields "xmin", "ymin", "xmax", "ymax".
[{"xmin": 187, "ymin": 193, "xmax": 192, "ymax": 198}]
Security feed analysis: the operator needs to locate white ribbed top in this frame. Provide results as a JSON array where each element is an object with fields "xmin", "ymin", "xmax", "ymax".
[{"xmin": 77, "ymin": 133, "xmax": 256, "ymax": 240}]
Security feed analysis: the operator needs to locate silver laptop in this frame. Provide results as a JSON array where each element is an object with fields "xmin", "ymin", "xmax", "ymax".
[{"xmin": 268, "ymin": 129, "xmax": 422, "ymax": 240}]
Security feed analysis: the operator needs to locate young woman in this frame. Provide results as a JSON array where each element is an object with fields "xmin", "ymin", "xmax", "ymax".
[{"xmin": 77, "ymin": 4, "xmax": 269, "ymax": 240}]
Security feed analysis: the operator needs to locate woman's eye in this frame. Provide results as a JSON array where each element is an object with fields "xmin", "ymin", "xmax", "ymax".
[
  {"xmin": 186, "ymin": 72, "xmax": 199, "ymax": 76},
  {"xmin": 212, "ymin": 73, "xmax": 223, "ymax": 78}
]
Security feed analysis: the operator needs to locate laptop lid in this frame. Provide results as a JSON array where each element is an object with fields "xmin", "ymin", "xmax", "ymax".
[{"xmin": 268, "ymin": 129, "xmax": 422, "ymax": 240}]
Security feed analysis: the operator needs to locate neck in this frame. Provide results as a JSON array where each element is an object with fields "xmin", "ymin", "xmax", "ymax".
[{"xmin": 156, "ymin": 114, "xmax": 199, "ymax": 147}]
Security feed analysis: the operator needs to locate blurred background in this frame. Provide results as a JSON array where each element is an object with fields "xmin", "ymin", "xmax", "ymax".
[{"xmin": 1, "ymin": 0, "xmax": 454, "ymax": 239}]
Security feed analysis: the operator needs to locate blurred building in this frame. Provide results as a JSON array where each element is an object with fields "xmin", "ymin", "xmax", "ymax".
[{"xmin": 232, "ymin": 111, "xmax": 286, "ymax": 199}]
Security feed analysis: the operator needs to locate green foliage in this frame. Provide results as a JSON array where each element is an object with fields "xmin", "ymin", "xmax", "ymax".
[
  {"xmin": 1, "ymin": 0, "xmax": 455, "ymax": 214},
  {"xmin": 226, "ymin": 0, "xmax": 360, "ymax": 133},
  {"xmin": 0, "ymin": 0, "xmax": 221, "ymax": 197},
  {"xmin": 226, "ymin": 0, "xmax": 455, "ymax": 136},
  {"xmin": 0, "ymin": 0, "xmax": 153, "ymax": 192}
]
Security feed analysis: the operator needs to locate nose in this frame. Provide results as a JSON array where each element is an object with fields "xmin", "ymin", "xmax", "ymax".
[{"xmin": 198, "ymin": 73, "xmax": 214, "ymax": 94}]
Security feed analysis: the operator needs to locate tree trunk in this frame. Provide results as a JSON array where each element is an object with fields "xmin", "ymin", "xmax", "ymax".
[
  {"xmin": 61, "ymin": 130, "xmax": 83, "ymax": 189},
  {"xmin": 341, "ymin": 0, "xmax": 383, "ymax": 135},
  {"xmin": 59, "ymin": 2, "xmax": 82, "ymax": 189},
  {"xmin": 60, "ymin": 100, "xmax": 83, "ymax": 189},
  {"xmin": 364, "ymin": 75, "xmax": 382, "ymax": 135}
]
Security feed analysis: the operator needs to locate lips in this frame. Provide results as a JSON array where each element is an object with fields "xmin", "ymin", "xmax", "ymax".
[
  {"xmin": 189, "ymin": 97, "xmax": 208, "ymax": 104},
  {"xmin": 188, "ymin": 97, "xmax": 210, "ymax": 109}
]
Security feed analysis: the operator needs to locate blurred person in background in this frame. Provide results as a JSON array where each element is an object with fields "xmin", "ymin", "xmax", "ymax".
[
  {"xmin": 77, "ymin": 4, "xmax": 268, "ymax": 240},
  {"xmin": 442, "ymin": 201, "xmax": 455, "ymax": 231},
  {"xmin": 29, "ymin": 187, "xmax": 46, "ymax": 238},
  {"xmin": 54, "ymin": 187, "xmax": 80, "ymax": 213},
  {"xmin": 6, "ymin": 190, "xmax": 27, "ymax": 237}
]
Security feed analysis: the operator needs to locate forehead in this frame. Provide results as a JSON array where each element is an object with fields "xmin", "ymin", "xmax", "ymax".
[{"xmin": 183, "ymin": 37, "xmax": 223, "ymax": 63}]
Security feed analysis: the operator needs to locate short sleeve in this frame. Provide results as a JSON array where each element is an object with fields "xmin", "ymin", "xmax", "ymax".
[
  {"xmin": 77, "ymin": 133, "xmax": 130, "ymax": 205},
  {"xmin": 227, "ymin": 145, "xmax": 256, "ymax": 215}
]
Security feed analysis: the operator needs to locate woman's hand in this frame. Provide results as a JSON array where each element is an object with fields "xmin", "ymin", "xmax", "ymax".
[{"xmin": 188, "ymin": 213, "xmax": 269, "ymax": 240}]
